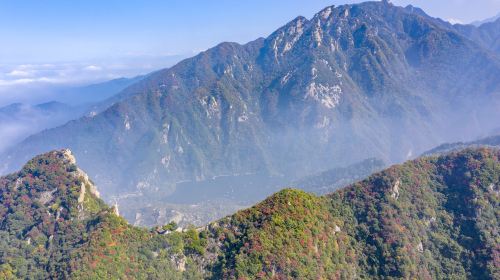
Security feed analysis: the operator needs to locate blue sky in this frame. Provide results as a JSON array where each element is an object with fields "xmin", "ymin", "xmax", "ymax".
[
  {"xmin": 0, "ymin": 0, "xmax": 343, "ymax": 64},
  {"xmin": 0, "ymin": 0, "xmax": 499, "ymax": 105},
  {"xmin": 2, "ymin": 0, "xmax": 499, "ymax": 64}
]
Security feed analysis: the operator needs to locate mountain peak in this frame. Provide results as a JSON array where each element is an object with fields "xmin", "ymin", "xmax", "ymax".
[
  {"xmin": 60, "ymin": 148, "xmax": 77, "ymax": 164},
  {"xmin": 2, "ymin": 1, "xmax": 500, "ymax": 229},
  {"xmin": 11, "ymin": 149, "xmax": 104, "ymax": 220},
  {"xmin": 316, "ymin": 6, "xmax": 334, "ymax": 20}
]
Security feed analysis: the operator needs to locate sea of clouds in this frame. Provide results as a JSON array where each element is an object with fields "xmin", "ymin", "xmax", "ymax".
[{"xmin": 0, "ymin": 54, "xmax": 187, "ymax": 106}]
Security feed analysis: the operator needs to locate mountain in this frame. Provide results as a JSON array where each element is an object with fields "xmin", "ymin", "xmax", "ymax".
[
  {"xmin": 1, "ymin": 1, "xmax": 500, "ymax": 226},
  {"xmin": 471, "ymin": 13, "xmax": 500, "ymax": 27},
  {"xmin": 397, "ymin": 5, "xmax": 500, "ymax": 55},
  {"xmin": 2, "ymin": 148, "xmax": 498, "ymax": 279},
  {"xmin": 206, "ymin": 147, "xmax": 500, "ymax": 279},
  {"xmin": 0, "ymin": 76, "xmax": 145, "ymax": 154},
  {"xmin": 474, "ymin": 19, "xmax": 500, "ymax": 54},
  {"xmin": 56, "ymin": 76, "xmax": 145, "ymax": 105},
  {"xmin": 292, "ymin": 157, "xmax": 385, "ymax": 194},
  {"xmin": 423, "ymin": 134, "xmax": 500, "ymax": 156},
  {"xmin": 0, "ymin": 149, "xmax": 205, "ymax": 279},
  {"xmin": 453, "ymin": 18, "xmax": 500, "ymax": 55},
  {"xmin": 0, "ymin": 101, "xmax": 74, "ymax": 119},
  {"xmin": 0, "ymin": 102, "xmax": 85, "ymax": 153}
]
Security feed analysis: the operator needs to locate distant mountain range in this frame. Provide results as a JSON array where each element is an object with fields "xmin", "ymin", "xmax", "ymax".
[
  {"xmin": 453, "ymin": 18, "xmax": 500, "ymax": 55},
  {"xmin": 471, "ymin": 12, "xmax": 500, "ymax": 27},
  {"xmin": 1, "ymin": 147, "xmax": 498, "ymax": 279},
  {"xmin": 1, "ymin": 1, "xmax": 500, "ymax": 226},
  {"xmin": 423, "ymin": 134, "xmax": 500, "ymax": 156},
  {"xmin": 0, "ymin": 76, "xmax": 144, "ymax": 154},
  {"xmin": 0, "ymin": 101, "xmax": 83, "ymax": 153},
  {"xmin": 54, "ymin": 75, "xmax": 145, "ymax": 106},
  {"xmin": 292, "ymin": 157, "xmax": 385, "ymax": 194}
]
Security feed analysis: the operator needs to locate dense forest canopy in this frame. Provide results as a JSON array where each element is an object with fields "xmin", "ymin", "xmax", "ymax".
[{"xmin": 1, "ymin": 148, "xmax": 498, "ymax": 279}]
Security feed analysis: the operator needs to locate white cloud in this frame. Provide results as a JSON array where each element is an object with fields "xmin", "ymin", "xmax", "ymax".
[
  {"xmin": 83, "ymin": 65, "xmax": 102, "ymax": 71},
  {"xmin": 0, "ymin": 77, "xmax": 60, "ymax": 87},
  {"xmin": 0, "ymin": 63, "xmax": 101, "ymax": 87},
  {"xmin": 7, "ymin": 70, "xmax": 32, "ymax": 77},
  {"xmin": 0, "ymin": 54, "xmax": 187, "ymax": 107}
]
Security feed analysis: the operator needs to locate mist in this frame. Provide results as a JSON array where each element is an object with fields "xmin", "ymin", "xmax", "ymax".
[{"xmin": 0, "ymin": 103, "xmax": 86, "ymax": 153}]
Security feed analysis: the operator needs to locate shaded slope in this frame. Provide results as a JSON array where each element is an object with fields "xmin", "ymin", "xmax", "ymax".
[{"xmin": 454, "ymin": 19, "xmax": 500, "ymax": 55}]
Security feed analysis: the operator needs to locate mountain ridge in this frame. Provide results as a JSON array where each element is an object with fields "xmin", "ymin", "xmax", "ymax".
[
  {"xmin": 471, "ymin": 12, "xmax": 500, "ymax": 27},
  {"xmin": 422, "ymin": 134, "xmax": 500, "ymax": 156},
  {"xmin": 1, "ymin": 147, "xmax": 498, "ymax": 279},
  {"xmin": 1, "ymin": 1, "xmax": 500, "ymax": 226}
]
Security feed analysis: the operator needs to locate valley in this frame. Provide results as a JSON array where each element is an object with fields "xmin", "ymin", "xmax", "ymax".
[
  {"xmin": 1, "ymin": 1, "xmax": 500, "ymax": 227},
  {"xmin": 1, "ymin": 1, "xmax": 500, "ymax": 279}
]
